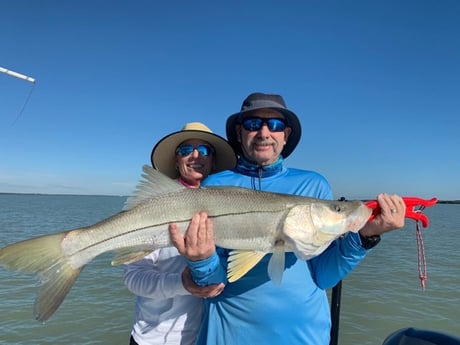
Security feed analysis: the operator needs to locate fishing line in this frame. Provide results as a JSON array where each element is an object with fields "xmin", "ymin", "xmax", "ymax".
[
  {"xmin": 0, "ymin": 66, "xmax": 36, "ymax": 127},
  {"xmin": 10, "ymin": 82, "xmax": 36, "ymax": 127}
]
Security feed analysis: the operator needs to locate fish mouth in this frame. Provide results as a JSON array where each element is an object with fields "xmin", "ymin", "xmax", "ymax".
[{"xmin": 345, "ymin": 205, "xmax": 372, "ymax": 232}]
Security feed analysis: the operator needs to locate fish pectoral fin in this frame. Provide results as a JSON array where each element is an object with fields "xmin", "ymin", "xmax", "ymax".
[
  {"xmin": 111, "ymin": 248, "xmax": 153, "ymax": 266},
  {"xmin": 227, "ymin": 250, "xmax": 266, "ymax": 283},
  {"xmin": 267, "ymin": 246, "xmax": 285, "ymax": 286}
]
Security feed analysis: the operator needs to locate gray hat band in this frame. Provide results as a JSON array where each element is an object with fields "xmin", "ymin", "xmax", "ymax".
[{"xmin": 242, "ymin": 99, "xmax": 286, "ymax": 111}]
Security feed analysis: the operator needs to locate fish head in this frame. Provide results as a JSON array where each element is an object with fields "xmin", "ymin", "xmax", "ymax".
[
  {"xmin": 283, "ymin": 200, "xmax": 371, "ymax": 260},
  {"xmin": 310, "ymin": 200, "xmax": 372, "ymax": 235}
]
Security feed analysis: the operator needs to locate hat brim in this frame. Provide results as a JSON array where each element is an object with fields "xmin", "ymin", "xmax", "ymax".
[
  {"xmin": 151, "ymin": 130, "xmax": 237, "ymax": 179},
  {"xmin": 226, "ymin": 107, "xmax": 301, "ymax": 159}
]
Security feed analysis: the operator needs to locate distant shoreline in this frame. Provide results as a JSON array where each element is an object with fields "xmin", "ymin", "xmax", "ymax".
[
  {"xmin": 0, "ymin": 192, "xmax": 127, "ymax": 198},
  {"xmin": 1, "ymin": 192, "xmax": 458, "ymax": 204}
]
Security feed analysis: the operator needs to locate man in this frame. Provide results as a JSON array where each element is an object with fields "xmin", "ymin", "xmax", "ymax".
[{"xmin": 170, "ymin": 93, "xmax": 406, "ymax": 345}]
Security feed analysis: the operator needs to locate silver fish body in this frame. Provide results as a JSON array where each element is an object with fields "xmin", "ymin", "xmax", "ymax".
[{"xmin": 0, "ymin": 165, "xmax": 371, "ymax": 321}]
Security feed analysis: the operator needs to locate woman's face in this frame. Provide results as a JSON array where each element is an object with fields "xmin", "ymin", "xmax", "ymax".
[{"xmin": 175, "ymin": 139, "xmax": 214, "ymax": 187}]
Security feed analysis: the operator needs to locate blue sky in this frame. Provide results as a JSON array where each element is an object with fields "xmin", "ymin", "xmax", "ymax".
[{"xmin": 1, "ymin": 1, "xmax": 459, "ymax": 200}]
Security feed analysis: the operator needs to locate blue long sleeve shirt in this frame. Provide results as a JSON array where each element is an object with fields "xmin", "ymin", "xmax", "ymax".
[{"xmin": 189, "ymin": 161, "xmax": 368, "ymax": 345}]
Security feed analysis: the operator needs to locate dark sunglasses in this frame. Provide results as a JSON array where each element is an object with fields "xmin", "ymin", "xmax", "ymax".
[
  {"xmin": 175, "ymin": 144, "xmax": 215, "ymax": 157},
  {"xmin": 241, "ymin": 117, "xmax": 287, "ymax": 132}
]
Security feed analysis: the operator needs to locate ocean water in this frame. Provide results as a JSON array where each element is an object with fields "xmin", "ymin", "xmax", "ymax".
[{"xmin": 0, "ymin": 194, "xmax": 458, "ymax": 345}]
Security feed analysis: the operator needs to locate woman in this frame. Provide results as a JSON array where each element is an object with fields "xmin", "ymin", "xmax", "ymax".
[{"xmin": 124, "ymin": 122, "xmax": 236, "ymax": 345}]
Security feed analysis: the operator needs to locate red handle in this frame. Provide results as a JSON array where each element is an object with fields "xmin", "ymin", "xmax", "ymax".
[{"xmin": 365, "ymin": 197, "xmax": 438, "ymax": 228}]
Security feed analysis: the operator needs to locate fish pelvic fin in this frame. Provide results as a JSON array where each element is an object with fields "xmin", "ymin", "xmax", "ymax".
[
  {"xmin": 111, "ymin": 248, "xmax": 153, "ymax": 266},
  {"xmin": 0, "ymin": 232, "xmax": 83, "ymax": 322},
  {"xmin": 227, "ymin": 250, "xmax": 266, "ymax": 283},
  {"xmin": 267, "ymin": 245, "xmax": 285, "ymax": 286}
]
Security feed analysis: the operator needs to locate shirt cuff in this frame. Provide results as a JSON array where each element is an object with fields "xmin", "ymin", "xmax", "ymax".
[{"xmin": 187, "ymin": 252, "xmax": 220, "ymax": 285}]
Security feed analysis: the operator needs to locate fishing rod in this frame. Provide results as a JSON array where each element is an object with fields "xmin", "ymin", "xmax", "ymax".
[
  {"xmin": 328, "ymin": 196, "xmax": 437, "ymax": 345},
  {"xmin": 0, "ymin": 66, "xmax": 35, "ymax": 83},
  {"xmin": 1, "ymin": 66, "xmax": 36, "ymax": 126},
  {"xmin": 329, "ymin": 280, "xmax": 343, "ymax": 345},
  {"xmin": 329, "ymin": 196, "xmax": 347, "ymax": 345}
]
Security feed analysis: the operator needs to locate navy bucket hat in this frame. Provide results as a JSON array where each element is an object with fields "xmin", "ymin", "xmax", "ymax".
[{"xmin": 226, "ymin": 92, "xmax": 302, "ymax": 159}]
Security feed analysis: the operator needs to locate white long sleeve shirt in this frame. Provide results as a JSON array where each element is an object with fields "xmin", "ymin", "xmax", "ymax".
[{"xmin": 124, "ymin": 247, "xmax": 203, "ymax": 345}]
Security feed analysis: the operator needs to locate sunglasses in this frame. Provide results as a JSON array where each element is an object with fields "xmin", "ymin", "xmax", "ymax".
[
  {"xmin": 175, "ymin": 144, "xmax": 215, "ymax": 157},
  {"xmin": 241, "ymin": 117, "xmax": 287, "ymax": 132}
]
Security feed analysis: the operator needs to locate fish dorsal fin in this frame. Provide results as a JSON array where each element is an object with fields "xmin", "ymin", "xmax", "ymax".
[
  {"xmin": 123, "ymin": 165, "xmax": 186, "ymax": 211},
  {"xmin": 111, "ymin": 247, "xmax": 154, "ymax": 266},
  {"xmin": 227, "ymin": 250, "xmax": 266, "ymax": 283}
]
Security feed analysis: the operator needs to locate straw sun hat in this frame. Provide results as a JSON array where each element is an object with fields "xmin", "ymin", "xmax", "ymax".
[{"xmin": 151, "ymin": 122, "xmax": 237, "ymax": 179}]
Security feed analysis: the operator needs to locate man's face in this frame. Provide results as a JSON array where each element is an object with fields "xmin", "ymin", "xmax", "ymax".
[{"xmin": 236, "ymin": 109, "xmax": 291, "ymax": 166}]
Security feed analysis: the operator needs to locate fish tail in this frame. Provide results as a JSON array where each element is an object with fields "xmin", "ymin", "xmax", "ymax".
[{"xmin": 0, "ymin": 232, "xmax": 83, "ymax": 322}]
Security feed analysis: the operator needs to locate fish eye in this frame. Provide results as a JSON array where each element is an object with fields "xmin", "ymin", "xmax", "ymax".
[{"xmin": 334, "ymin": 205, "xmax": 343, "ymax": 213}]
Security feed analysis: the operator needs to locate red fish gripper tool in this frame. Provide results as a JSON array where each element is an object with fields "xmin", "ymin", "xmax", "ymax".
[
  {"xmin": 364, "ymin": 196, "xmax": 438, "ymax": 290},
  {"xmin": 364, "ymin": 197, "xmax": 438, "ymax": 228}
]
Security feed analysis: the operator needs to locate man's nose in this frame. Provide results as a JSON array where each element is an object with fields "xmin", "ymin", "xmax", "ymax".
[{"xmin": 257, "ymin": 123, "xmax": 271, "ymax": 136}]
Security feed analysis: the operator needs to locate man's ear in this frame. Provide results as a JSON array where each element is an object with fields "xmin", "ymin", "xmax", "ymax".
[{"xmin": 284, "ymin": 127, "xmax": 292, "ymax": 142}]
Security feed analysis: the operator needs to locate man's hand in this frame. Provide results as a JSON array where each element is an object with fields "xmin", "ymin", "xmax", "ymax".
[
  {"xmin": 359, "ymin": 193, "xmax": 406, "ymax": 237},
  {"xmin": 169, "ymin": 211, "xmax": 215, "ymax": 261},
  {"xmin": 181, "ymin": 266, "xmax": 224, "ymax": 298}
]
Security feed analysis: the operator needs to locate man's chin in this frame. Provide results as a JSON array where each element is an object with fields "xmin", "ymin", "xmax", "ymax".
[{"xmin": 252, "ymin": 154, "xmax": 276, "ymax": 166}]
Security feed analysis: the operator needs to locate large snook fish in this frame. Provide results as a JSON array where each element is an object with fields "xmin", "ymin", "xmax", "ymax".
[{"xmin": 0, "ymin": 165, "xmax": 371, "ymax": 322}]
